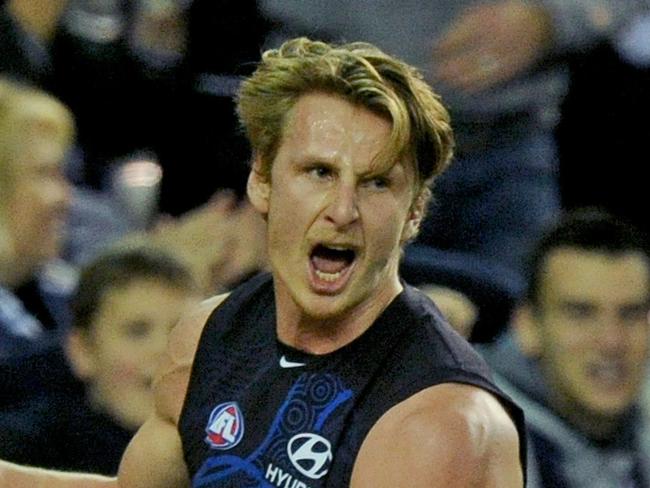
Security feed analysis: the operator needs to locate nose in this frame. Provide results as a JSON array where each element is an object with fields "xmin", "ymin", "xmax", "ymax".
[
  {"xmin": 325, "ymin": 181, "xmax": 359, "ymax": 228},
  {"xmin": 145, "ymin": 326, "xmax": 170, "ymax": 374},
  {"xmin": 56, "ymin": 174, "xmax": 72, "ymax": 209},
  {"xmin": 595, "ymin": 316, "xmax": 628, "ymax": 353},
  {"xmin": 46, "ymin": 170, "xmax": 73, "ymax": 212},
  {"xmin": 152, "ymin": 325, "xmax": 170, "ymax": 357}
]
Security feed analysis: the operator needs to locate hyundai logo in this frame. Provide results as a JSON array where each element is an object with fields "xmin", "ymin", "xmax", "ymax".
[{"xmin": 287, "ymin": 433, "xmax": 333, "ymax": 479}]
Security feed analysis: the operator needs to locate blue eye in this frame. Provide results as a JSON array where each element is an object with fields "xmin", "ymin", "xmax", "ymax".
[
  {"xmin": 363, "ymin": 176, "xmax": 389, "ymax": 190},
  {"xmin": 373, "ymin": 178, "xmax": 389, "ymax": 188},
  {"xmin": 308, "ymin": 165, "xmax": 332, "ymax": 179}
]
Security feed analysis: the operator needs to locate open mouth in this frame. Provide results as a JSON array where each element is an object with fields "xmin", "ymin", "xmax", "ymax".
[{"xmin": 309, "ymin": 244, "xmax": 357, "ymax": 290}]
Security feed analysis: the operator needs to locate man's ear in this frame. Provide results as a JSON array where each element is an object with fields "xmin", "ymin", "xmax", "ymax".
[
  {"xmin": 512, "ymin": 304, "xmax": 543, "ymax": 359},
  {"xmin": 400, "ymin": 190, "xmax": 426, "ymax": 243},
  {"xmin": 64, "ymin": 329, "xmax": 96, "ymax": 382},
  {"xmin": 247, "ymin": 156, "xmax": 270, "ymax": 215}
]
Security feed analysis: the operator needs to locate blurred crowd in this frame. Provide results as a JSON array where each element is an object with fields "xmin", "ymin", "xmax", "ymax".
[{"xmin": 1, "ymin": 0, "xmax": 649, "ymax": 484}]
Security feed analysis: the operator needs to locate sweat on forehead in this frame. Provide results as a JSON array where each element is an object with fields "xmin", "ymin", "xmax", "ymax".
[{"xmin": 279, "ymin": 92, "xmax": 408, "ymax": 176}]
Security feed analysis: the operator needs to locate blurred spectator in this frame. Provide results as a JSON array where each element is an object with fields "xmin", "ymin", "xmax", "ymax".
[
  {"xmin": 0, "ymin": 76, "xmax": 124, "ymax": 411},
  {"xmin": 50, "ymin": 0, "xmax": 191, "ymax": 192},
  {"xmin": 0, "ymin": 0, "xmax": 68, "ymax": 84},
  {"xmin": 1, "ymin": 0, "xmax": 270, "ymax": 294},
  {"xmin": 480, "ymin": 209, "xmax": 650, "ymax": 487},
  {"xmin": 257, "ymin": 0, "xmax": 650, "ymax": 340},
  {"xmin": 1, "ymin": 0, "xmax": 268, "ymax": 215},
  {"xmin": 419, "ymin": 284, "xmax": 478, "ymax": 339},
  {"xmin": 0, "ymin": 75, "xmax": 75, "ymax": 361},
  {"xmin": 0, "ymin": 76, "xmax": 265, "ymax": 376},
  {"xmin": 0, "ymin": 246, "xmax": 200, "ymax": 475},
  {"xmin": 147, "ymin": 191, "xmax": 267, "ymax": 294},
  {"xmin": 0, "ymin": 0, "xmax": 186, "ymax": 188}
]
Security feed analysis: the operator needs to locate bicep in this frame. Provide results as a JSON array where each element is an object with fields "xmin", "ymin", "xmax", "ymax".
[
  {"xmin": 350, "ymin": 384, "xmax": 523, "ymax": 488},
  {"xmin": 117, "ymin": 415, "xmax": 189, "ymax": 488}
]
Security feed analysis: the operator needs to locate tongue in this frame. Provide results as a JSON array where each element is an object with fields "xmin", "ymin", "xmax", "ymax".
[{"xmin": 312, "ymin": 255, "xmax": 349, "ymax": 274}]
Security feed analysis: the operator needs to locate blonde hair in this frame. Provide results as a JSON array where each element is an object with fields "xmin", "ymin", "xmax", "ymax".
[
  {"xmin": 237, "ymin": 37, "xmax": 454, "ymax": 202},
  {"xmin": 0, "ymin": 78, "xmax": 74, "ymax": 279},
  {"xmin": 0, "ymin": 77, "xmax": 75, "ymax": 198}
]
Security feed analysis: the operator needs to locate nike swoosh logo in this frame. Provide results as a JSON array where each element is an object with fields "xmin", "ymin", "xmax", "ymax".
[{"xmin": 279, "ymin": 355, "xmax": 306, "ymax": 368}]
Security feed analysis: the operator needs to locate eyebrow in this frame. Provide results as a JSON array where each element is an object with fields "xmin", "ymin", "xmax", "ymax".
[
  {"xmin": 557, "ymin": 299, "xmax": 596, "ymax": 309},
  {"xmin": 361, "ymin": 159, "xmax": 407, "ymax": 179}
]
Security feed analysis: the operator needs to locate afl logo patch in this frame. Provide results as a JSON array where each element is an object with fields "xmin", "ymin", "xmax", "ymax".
[{"xmin": 205, "ymin": 402, "xmax": 244, "ymax": 450}]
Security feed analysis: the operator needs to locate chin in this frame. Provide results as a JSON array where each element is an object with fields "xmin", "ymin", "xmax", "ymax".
[
  {"xmin": 114, "ymin": 406, "xmax": 151, "ymax": 431},
  {"xmin": 308, "ymin": 281, "xmax": 376, "ymax": 318},
  {"xmin": 298, "ymin": 295, "xmax": 353, "ymax": 321},
  {"xmin": 585, "ymin": 398, "xmax": 635, "ymax": 420}
]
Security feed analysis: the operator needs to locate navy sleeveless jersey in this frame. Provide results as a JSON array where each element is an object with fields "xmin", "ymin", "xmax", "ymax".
[{"xmin": 179, "ymin": 273, "xmax": 526, "ymax": 487}]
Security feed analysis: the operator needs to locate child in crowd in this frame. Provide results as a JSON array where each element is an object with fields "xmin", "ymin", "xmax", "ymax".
[{"xmin": 0, "ymin": 246, "xmax": 200, "ymax": 475}]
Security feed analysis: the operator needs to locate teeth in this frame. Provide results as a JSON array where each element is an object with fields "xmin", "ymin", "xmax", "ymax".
[{"xmin": 315, "ymin": 269, "xmax": 343, "ymax": 282}]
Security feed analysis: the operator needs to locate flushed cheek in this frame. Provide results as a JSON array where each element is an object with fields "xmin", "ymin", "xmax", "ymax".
[
  {"xmin": 364, "ymin": 224, "xmax": 402, "ymax": 262},
  {"xmin": 549, "ymin": 349, "xmax": 588, "ymax": 388},
  {"xmin": 37, "ymin": 211, "xmax": 67, "ymax": 242},
  {"xmin": 103, "ymin": 361, "xmax": 152, "ymax": 391},
  {"xmin": 100, "ymin": 364, "xmax": 155, "ymax": 429},
  {"xmin": 269, "ymin": 214, "xmax": 310, "ymax": 264},
  {"xmin": 268, "ymin": 223, "xmax": 306, "ymax": 270}
]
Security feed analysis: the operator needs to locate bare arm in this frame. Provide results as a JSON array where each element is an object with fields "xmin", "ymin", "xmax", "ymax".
[
  {"xmin": 0, "ymin": 392, "xmax": 186, "ymax": 488},
  {"xmin": 350, "ymin": 383, "xmax": 523, "ymax": 487},
  {"xmin": 0, "ymin": 461, "xmax": 114, "ymax": 488},
  {"xmin": 0, "ymin": 295, "xmax": 227, "ymax": 488}
]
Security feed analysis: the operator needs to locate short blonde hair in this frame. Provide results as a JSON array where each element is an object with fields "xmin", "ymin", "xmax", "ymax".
[
  {"xmin": 237, "ymin": 37, "xmax": 454, "ymax": 203},
  {"xmin": 0, "ymin": 77, "xmax": 75, "ymax": 198}
]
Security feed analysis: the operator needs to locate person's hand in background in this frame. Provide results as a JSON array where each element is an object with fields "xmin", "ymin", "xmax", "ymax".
[
  {"xmin": 150, "ymin": 191, "xmax": 266, "ymax": 295},
  {"xmin": 433, "ymin": 0, "xmax": 553, "ymax": 92},
  {"xmin": 421, "ymin": 285, "xmax": 479, "ymax": 338}
]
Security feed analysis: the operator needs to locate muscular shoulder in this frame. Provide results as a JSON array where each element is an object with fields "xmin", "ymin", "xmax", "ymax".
[
  {"xmin": 351, "ymin": 383, "xmax": 523, "ymax": 487},
  {"xmin": 153, "ymin": 293, "xmax": 229, "ymax": 424}
]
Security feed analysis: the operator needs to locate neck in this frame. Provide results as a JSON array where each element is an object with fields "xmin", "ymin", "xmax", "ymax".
[
  {"xmin": 550, "ymin": 394, "xmax": 625, "ymax": 441},
  {"xmin": 275, "ymin": 274, "xmax": 402, "ymax": 355},
  {"xmin": 277, "ymin": 307, "xmax": 387, "ymax": 356},
  {"xmin": 0, "ymin": 238, "xmax": 38, "ymax": 290},
  {"xmin": 0, "ymin": 263, "xmax": 33, "ymax": 290}
]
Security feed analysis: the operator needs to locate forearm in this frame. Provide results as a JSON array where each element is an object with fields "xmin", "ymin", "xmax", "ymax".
[{"xmin": 0, "ymin": 460, "xmax": 116, "ymax": 488}]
